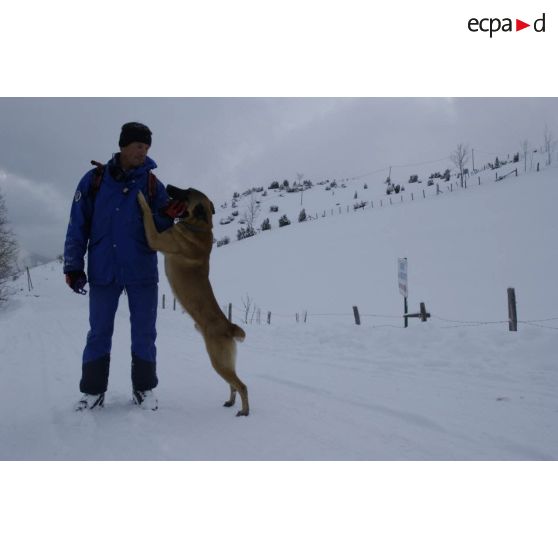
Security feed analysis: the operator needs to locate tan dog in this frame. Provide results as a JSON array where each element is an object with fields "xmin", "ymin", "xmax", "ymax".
[{"xmin": 137, "ymin": 185, "xmax": 249, "ymax": 416}]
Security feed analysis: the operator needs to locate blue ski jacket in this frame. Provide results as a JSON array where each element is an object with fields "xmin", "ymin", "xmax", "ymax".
[{"xmin": 63, "ymin": 154, "xmax": 172, "ymax": 285}]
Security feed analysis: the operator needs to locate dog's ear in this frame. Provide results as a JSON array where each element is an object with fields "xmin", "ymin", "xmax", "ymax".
[
  {"xmin": 193, "ymin": 203, "xmax": 209, "ymax": 224},
  {"xmin": 166, "ymin": 184, "xmax": 190, "ymax": 202}
]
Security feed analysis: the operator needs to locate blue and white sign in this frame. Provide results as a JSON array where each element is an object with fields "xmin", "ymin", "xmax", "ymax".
[{"xmin": 398, "ymin": 257, "xmax": 408, "ymax": 298}]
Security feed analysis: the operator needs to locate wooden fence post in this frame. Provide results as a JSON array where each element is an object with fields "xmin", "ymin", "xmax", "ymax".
[
  {"xmin": 353, "ymin": 306, "xmax": 361, "ymax": 325},
  {"xmin": 173, "ymin": 298, "xmax": 176, "ymax": 311},
  {"xmin": 26, "ymin": 267, "xmax": 33, "ymax": 291},
  {"xmin": 267, "ymin": 311, "xmax": 271, "ymax": 325},
  {"xmin": 162, "ymin": 294, "xmax": 165, "ymax": 309},
  {"xmin": 507, "ymin": 288, "xmax": 518, "ymax": 332},
  {"xmin": 228, "ymin": 303, "xmax": 232, "ymax": 321}
]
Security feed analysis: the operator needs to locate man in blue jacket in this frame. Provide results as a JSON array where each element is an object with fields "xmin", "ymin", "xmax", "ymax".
[{"xmin": 63, "ymin": 122, "xmax": 185, "ymax": 411}]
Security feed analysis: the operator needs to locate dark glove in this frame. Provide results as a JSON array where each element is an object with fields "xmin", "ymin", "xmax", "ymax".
[
  {"xmin": 160, "ymin": 200, "xmax": 188, "ymax": 219},
  {"xmin": 65, "ymin": 270, "xmax": 88, "ymax": 294}
]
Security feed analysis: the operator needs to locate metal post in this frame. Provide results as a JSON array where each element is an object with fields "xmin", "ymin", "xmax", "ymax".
[{"xmin": 404, "ymin": 297, "xmax": 408, "ymax": 328}]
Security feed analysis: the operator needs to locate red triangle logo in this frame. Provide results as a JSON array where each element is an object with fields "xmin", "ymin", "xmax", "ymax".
[{"xmin": 516, "ymin": 19, "xmax": 530, "ymax": 31}]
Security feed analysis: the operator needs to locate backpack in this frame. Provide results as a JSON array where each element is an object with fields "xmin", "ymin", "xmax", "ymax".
[{"xmin": 89, "ymin": 160, "xmax": 158, "ymax": 203}]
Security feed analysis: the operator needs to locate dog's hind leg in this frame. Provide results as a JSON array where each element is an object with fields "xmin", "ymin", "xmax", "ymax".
[
  {"xmin": 223, "ymin": 386, "xmax": 237, "ymax": 408},
  {"xmin": 204, "ymin": 336, "xmax": 249, "ymax": 417}
]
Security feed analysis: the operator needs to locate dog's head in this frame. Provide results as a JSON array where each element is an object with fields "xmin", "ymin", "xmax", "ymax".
[{"xmin": 166, "ymin": 184, "xmax": 215, "ymax": 230}]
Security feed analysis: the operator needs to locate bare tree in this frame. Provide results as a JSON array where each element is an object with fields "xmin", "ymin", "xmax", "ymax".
[
  {"xmin": 242, "ymin": 193, "xmax": 260, "ymax": 231},
  {"xmin": 0, "ymin": 188, "xmax": 19, "ymax": 302},
  {"xmin": 543, "ymin": 125, "xmax": 554, "ymax": 166},
  {"xmin": 450, "ymin": 143, "xmax": 469, "ymax": 188},
  {"xmin": 520, "ymin": 139, "xmax": 529, "ymax": 173},
  {"xmin": 241, "ymin": 294, "xmax": 258, "ymax": 324}
]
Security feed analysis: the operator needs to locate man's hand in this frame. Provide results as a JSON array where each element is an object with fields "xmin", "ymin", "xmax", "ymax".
[{"xmin": 65, "ymin": 270, "xmax": 87, "ymax": 294}]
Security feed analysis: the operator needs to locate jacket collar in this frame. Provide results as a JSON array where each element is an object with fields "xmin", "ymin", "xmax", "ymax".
[{"xmin": 108, "ymin": 153, "xmax": 158, "ymax": 181}]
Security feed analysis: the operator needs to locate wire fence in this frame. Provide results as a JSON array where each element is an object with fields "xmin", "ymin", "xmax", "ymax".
[{"xmin": 158, "ymin": 296, "xmax": 558, "ymax": 332}]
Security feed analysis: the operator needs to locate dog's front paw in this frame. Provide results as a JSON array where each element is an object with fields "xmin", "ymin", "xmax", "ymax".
[{"xmin": 137, "ymin": 191, "xmax": 149, "ymax": 212}]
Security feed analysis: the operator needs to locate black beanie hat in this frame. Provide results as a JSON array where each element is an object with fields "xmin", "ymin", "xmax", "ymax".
[{"xmin": 118, "ymin": 122, "xmax": 152, "ymax": 147}]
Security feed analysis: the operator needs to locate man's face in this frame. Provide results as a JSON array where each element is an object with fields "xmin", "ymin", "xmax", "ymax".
[{"xmin": 120, "ymin": 142, "xmax": 150, "ymax": 169}]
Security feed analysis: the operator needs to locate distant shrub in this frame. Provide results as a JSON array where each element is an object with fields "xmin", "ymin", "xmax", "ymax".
[
  {"xmin": 279, "ymin": 214, "xmax": 291, "ymax": 227},
  {"xmin": 261, "ymin": 218, "xmax": 271, "ymax": 231},
  {"xmin": 237, "ymin": 226, "xmax": 256, "ymax": 241},
  {"xmin": 270, "ymin": 205, "xmax": 279, "ymax": 213},
  {"xmin": 298, "ymin": 209, "xmax": 307, "ymax": 222},
  {"xmin": 216, "ymin": 236, "xmax": 230, "ymax": 247}
]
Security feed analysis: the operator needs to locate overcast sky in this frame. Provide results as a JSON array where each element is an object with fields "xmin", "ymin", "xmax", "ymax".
[{"xmin": 1, "ymin": 97, "xmax": 557, "ymax": 261}]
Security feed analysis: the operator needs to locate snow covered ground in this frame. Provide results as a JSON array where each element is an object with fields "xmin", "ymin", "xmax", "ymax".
[{"xmin": 1, "ymin": 158, "xmax": 557, "ymax": 460}]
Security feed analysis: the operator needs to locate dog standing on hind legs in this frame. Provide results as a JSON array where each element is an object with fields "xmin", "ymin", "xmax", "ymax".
[{"xmin": 137, "ymin": 185, "xmax": 249, "ymax": 416}]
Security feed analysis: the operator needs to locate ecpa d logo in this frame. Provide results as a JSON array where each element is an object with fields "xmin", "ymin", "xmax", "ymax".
[{"xmin": 468, "ymin": 13, "xmax": 546, "ymax": 37}]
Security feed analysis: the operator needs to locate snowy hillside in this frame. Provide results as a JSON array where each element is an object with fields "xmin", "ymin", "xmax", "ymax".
[{"xmin": 1, "ymin": 156, "xmax": 557, "ymax": 459}]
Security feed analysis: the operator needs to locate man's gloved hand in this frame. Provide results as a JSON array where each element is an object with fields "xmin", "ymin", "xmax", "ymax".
[
  {"xmin": 160, "ymin": 200, "xmax": 188, "ymax": 219},
  {"xmin": 65, "ymin": 270, "xmax": 88, "ymax": 294}
]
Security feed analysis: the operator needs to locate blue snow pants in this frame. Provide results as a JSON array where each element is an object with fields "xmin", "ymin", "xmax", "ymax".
[{"xmin": 80, "ymin": 282, "xmax": 159, "ymax": 395}]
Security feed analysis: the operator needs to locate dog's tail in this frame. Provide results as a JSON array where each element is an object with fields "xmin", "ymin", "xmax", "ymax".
[{"xmin": 231, "ymin": 323, "xmax": 246, "ymax": 342}]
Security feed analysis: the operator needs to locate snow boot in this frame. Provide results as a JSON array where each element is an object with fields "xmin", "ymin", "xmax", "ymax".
[
  {"xmin": 75, "ymin": 392, "xmax": 105, "ymax": 411},
  {"xmin": 133, "ymin": 389, "xmax": 158, "ymax": 411}
]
